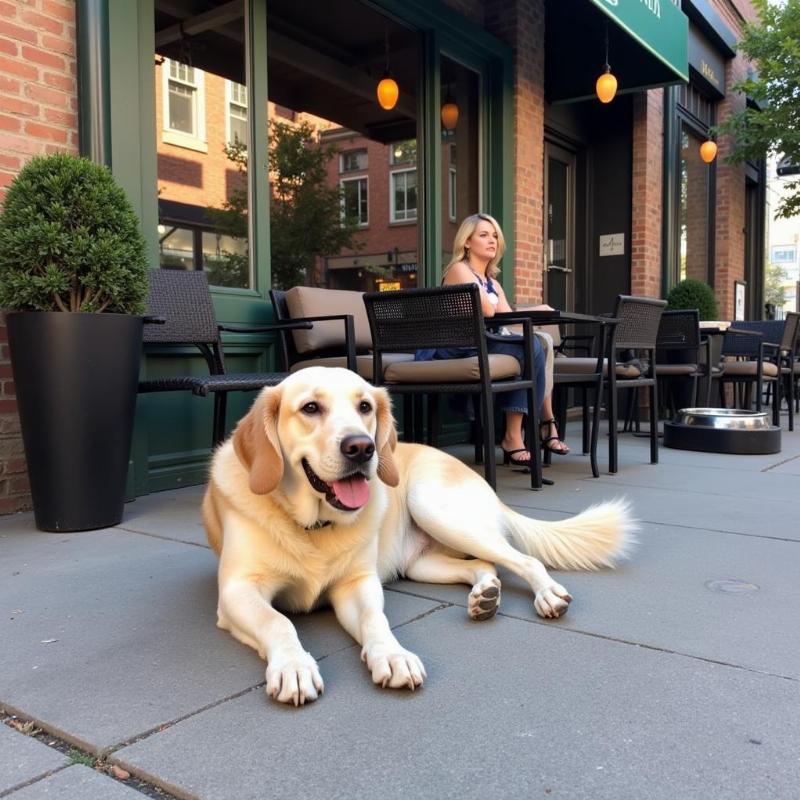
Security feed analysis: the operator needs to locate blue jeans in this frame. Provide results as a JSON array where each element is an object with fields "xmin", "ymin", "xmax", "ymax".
[{"xmin": 417, "ymin": 336, "xmax": 545, "ymax": 415}]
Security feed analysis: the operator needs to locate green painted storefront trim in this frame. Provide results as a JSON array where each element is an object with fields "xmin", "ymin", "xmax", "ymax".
[
  {"xmin": 589, "ymin": 0, "xmax": 689, "ymax": 83},
  {"xmin": 98, "ymin": 0, "xmax": 514, "ymax": 493}
]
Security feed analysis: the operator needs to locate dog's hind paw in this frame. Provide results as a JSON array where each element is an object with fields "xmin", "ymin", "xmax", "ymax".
[
  {"xmin": 533, "ymin": 582, "xmax": 572, "ymax": 619},
  {"xmin": 468, "ymin": 575, "xmax": 502, "ymax": 621},
  {"xmin": 265, "ymin": 651, "xmax": 324, "ymax": 706}
]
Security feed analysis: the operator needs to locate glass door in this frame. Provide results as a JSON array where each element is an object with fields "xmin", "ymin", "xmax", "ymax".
[{"xmin": 544, "ymin": 142, "xmax": 575, "ymax": 311}]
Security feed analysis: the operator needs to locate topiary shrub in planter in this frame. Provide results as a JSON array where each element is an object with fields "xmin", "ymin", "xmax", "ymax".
[
  {"xmin": 665, "ymin": 278, "xmax": 719, "ymax": 321},
  {"xmin": 0, "ymin": 154, "xmax": 149, "ymax": 531}
]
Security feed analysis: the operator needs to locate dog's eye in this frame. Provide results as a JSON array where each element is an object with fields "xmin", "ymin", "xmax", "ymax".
[
  {"xmin": 301, "ymin": 402, "xmax": 320, "ymax": 415},
  {"xmin": 358, "ymin": 400, "xmax": 372, "ymax": 414}
]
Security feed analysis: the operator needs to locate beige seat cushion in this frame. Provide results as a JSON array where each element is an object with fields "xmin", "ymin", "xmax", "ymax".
[
  {"xmin": 655, "ymin": 363, "xmax": 699, "ymax": 376},
  {"xmin": 553, "ymin": 357, "xmax": 641, "ymax": 378},
  {"xmin": 721, "ymin": 361, "xmax": 779, "ymax": 378},
  {"xmin": 285, "ymin": 287, "xmax": 372, "ymax": 354},
  {"xmin": 384, "ymin": 354, "xmax": 520, "ymax": 383},
  {"xmin": 290, "ymin": 352, "xmax": 414, "ymax": 381}
]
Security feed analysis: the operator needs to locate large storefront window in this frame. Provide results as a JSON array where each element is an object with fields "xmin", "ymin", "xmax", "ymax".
[
  {"xmin": 440, "ymin": 56, "xmax": 479, "ymax": 265},
  {"xmin": 265, "ymin": 2, "xmax": 419, "ymax": 292},
  {"xmin": 153, "ymin": 0, "xmax": 251, "ymax": 289},
  {"xmin": 679, "ymin": 124, "xmax": 710, "ymax": 282}
]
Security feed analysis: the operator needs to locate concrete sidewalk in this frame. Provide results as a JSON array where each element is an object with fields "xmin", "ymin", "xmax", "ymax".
[{"xmin": 2, "ymin": 418, "xmax": 799, "ymax": 799}]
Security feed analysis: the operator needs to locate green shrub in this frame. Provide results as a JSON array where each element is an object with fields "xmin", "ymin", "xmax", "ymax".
[
  {"xmin": 0, "ymin": 154, "xmax": 148, "ymax": 313},
  {"xmin": 665, "ymin": 278, "xmax": 719, "ymax": 320}
]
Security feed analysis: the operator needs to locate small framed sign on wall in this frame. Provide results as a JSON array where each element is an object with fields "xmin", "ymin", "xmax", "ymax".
[{"xmin": 734, "ymin": 280, "xmax": 746, "ymax": 321}]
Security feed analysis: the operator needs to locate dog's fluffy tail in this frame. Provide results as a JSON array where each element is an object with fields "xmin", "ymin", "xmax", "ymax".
[{"xmin": 504, "ymin": 498, "xmax": 637, "ymax": 570}]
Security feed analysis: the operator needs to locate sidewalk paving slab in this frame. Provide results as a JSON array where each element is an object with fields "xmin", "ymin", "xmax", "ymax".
[
  {"xmin": 0, "ymin": 724, "xmax": 68, "ymax": 795},
  {"xmin": 0, "ymin": 525, "xmax": 440, "ymax": 751},
  {"xmin": 6, "ymin": 765, "xmax": 145, "ymax": 799},
  {"xmin": 114, "ymin": 605, "xmax": 800, "ymax": 800}
]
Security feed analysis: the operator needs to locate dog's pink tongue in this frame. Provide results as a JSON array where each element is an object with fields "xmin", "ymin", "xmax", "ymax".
[{"xmin": 332, "ymin": 475, "xmax": 370, "ymax": 509}]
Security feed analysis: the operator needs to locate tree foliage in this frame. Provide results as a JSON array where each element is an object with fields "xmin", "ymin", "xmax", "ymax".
[
  {"xmin": 764, "ymin": 261, "xmax": 788, "ymax": 307},
  {"xmin": 0, "ymin": 154, "xmax": 148, "ymax": 313},
  {"xmin": 208, "ymin": 120, "xmax": 360, "ymax": 289},
  {"xmin": 715, "ymin": 0, "xmax": 800, "ymax": 218}
]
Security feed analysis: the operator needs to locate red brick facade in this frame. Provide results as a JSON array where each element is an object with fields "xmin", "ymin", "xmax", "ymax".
[
  {"xmin": 0, "ymin": 0, "xmax": 77, "ymax": 515},
  {"xmin": 0, "ymin": 0, "xmax": 764, "ymax": 515}
]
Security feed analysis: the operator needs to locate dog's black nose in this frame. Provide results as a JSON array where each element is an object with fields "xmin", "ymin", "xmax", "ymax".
[{"xmin": 340, "ymin": 434, "xmax": 375, "ymax": 464}]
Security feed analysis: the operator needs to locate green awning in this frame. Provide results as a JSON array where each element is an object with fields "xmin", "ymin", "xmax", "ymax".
[{"xmin": 546, "ymin": 0, "xmax": 689, "ymax": 103}]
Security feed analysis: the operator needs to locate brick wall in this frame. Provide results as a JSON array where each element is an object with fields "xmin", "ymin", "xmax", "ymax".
[
  {"xmin": 0, "ymin": 0, "xmax": 78, "ymax": 515},
  {"xmin": 485, "ymin": 0, "xmax": 546, "ymax": 305},
  {"xmin": 631, "ymin": 90, "xmax": 664, "ymax": 298}
]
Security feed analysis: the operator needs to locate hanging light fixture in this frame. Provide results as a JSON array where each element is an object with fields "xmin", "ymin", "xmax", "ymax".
[
  {"xmin": 376, "ymin": 29, "xmax": 399, "ymax": 111},
  {"xmin": 441, "ymin": 84, "xmax": 459, "ymax": 131},
  {"xmin": 700, "ymin": 136, "xmax": 718, "ymax": 164},
  {"xmin": 595, "ymin": 21, "xmax": 618, "ymax": 104}
]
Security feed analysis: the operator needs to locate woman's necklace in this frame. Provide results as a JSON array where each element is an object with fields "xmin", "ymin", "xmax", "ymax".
[{"xmin": 465, "ymin": 260, "xmax": 491, "ymax": 291}]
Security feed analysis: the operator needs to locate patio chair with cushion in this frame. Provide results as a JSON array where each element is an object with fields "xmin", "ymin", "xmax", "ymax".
[
  {"xmin": 606, "ymin": 295, "xmax": 667, "ymax": 473},
  {"xmin": 717, "ymin": 312, "xmax": 800, "ymax": 430},
  {"xmin": 269, "ymin": 287, "xmax": 413, "ymax": 379},
  {"xmin": 363, "ymin": 283, "xmax": 542, "ymax": 491},
  {"xmin": 654, "ymin": 309, "xmax": 710, "ymax": 412},
  {"xmin": 138, "ymin": 269, "xmax": 310, "ymax": 446}
]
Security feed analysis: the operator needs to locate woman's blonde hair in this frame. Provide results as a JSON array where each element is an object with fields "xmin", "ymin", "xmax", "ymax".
[{"xmin": 444, "ymin": 213, "xmax": 506, "ymax": 280}]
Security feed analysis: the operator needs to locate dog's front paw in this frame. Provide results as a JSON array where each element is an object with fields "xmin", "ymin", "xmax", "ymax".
[
  {"xmin": 534, "ymin": 582, "xmax": 572, "ymax": 619},
  {"xmin": 265, "ymin": 650, "xmax": 324, "ymax": 706},
  {"xmin": 361, "ymin": 644, "xmax": 426, "ymax": 690}
]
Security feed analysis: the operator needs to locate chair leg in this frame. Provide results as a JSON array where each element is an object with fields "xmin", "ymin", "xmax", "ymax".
[
  {"xmin": 608, "ymin": 384, "xmax": 618, "ymax": 474},
  {"xmin": 649, "ymin": 383, "xmax": 659, "ymax": 464},
  {"xmin": 427, "ymin": 395, "xmax": 437, "ymax": 445},
  {"xmin": 581, "ymin": 389, "xmax": 590, "ymax": 454},
  {"xmin": 526, "ymin": 385, "xmax": 542, "ymax": 490},
  {"xmin": 589, "ymin": 379, "xmax": 601, "ymax": 479},
  {"xmin": 212, "ymin": 392, "xmax": 228, "ymax": 447},
  {"xmin": 480, "ymin": 392, "xmax": 496, "ymax": 491},
  {"xmin": 474, "ymin": 397, "xmax": 483, "ymax": 464},
  {"xmin": 786, "ymin": 372, "xmax": 794, "ymax": 431},
  {"xmin": 772, "ymin": 378, "xmax": 780, "ymax": 428},
  {"xmin": 403, "ymin": 397, "xmax": 414, "ymax": 443}
]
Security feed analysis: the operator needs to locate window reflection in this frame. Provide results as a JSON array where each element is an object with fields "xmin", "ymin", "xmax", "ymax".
[
  {"xmin": 154, "ymin": 1, "xmax": 251, "ymax": 289},
  {"xmin": 679, "ymin": 125, "xmax": 710, "ymax": 282},
  {"xmin": 440, "ymin": 57, "xmax": 480, "ymax": 267}
]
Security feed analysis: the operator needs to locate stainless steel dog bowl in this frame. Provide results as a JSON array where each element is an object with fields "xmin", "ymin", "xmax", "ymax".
[{"xmin": 664, "ymin": 408, "xmax": 781, "ymax": 454}]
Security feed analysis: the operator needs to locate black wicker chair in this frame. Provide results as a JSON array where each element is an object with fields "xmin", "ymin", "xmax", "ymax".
[
  {"xmin": 363, "ymin": 283, "xmax": 542, "ymax": 490},
  {"xmin": 138, "ymin": 270, "xmax": 311, "ymax": 446},
  {"xmin": 655, "ymin": 309, "xmax": 710, "ymax": 412},
  {"xmin": 606, "ymin": 295, "xmax": 667, "ymax": 472},
  {"xmin": 716, "ymin": 312, "xmax": 800, "ymax": 430}
]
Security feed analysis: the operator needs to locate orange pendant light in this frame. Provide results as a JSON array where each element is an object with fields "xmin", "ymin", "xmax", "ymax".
[
  {"xmin": 377, "ymin": 75, "xmax": 399, "ymax": 110},
  {"xmin": 377, "ymin": 29, "xmax": 399, "ymax": 111},
  {"xmin": 596, "ymin": 68, "xmax": 618, "ymax": 104},
  {"xmin": 596, "ymin": 21, "xmax": 617, "ymax": 104},
  {"xmin": 700, "ymin": 139, "xmax": 718, "ymax": 164}
]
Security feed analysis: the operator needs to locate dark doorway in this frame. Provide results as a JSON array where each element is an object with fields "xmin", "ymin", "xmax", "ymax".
[{"xmin": 544, "ymin": 142, "xmax": 576, "ymax": 311}]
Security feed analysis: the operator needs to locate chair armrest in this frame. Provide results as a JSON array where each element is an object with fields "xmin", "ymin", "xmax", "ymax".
[
  {"xmin": 218, "ymin": 321, "xmax": 313, "ymax": 334},
  {"xmin": 557, "ymin": 334, "xmax": 595, "ymax": 356}
]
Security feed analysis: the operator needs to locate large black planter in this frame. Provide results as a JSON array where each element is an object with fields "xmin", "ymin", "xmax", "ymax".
[{"xmin": 7, "ymin": 312, "xmax": 144, "ymax": 532}]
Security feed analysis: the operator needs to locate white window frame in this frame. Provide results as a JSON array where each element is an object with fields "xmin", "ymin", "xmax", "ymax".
[
  {"xmin": 225, "ymin": 80, "xmax": 248, "ymax": 148},
  {"xmin": 390, "ymin": 168, "xmax": 417, "ymax": 223},
  {"xmin": 161, "ymin": 58, "xmax": 207, "ymax": 152},
  {"xmin": 340, "ymin": 176, "xmax": 369, "ymax": 227},
  {"xmin": 448, "ymin": 167, "xmax": 457, "ymax": 222},
  {"xmin": 339, "ymin": 149, "xmax": 368, "ymax": 173}
]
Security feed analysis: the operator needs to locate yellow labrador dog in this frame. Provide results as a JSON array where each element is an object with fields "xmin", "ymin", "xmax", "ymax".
[{"xmin": 203, "ymin": 367, "xmax": 634, "ymax": 706}]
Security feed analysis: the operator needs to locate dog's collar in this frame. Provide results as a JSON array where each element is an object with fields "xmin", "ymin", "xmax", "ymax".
[{"xmin": 304, "ymin": 519, "xmax": 333, "ymax": 531}]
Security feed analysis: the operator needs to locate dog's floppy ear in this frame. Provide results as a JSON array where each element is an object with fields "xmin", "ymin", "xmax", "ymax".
[
  {"xmin": 373, "ymin": 387, "xmax": 399, "ymax": 487},
  {"xmin": 233, "ymin": 386, "xmax": 284, "ymax": 495}
]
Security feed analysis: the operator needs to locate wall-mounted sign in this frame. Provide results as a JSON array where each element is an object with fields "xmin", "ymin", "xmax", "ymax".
[
  {"xmin": 688, "ymin": 23, "xmax": 726, "ymax": 99},
  {"xmin": 599, "ymin": 233, "xmax": 625, "ymax": 257},
  {"xmin": 771, "ymin": 245, "xmax": 797, "ymax": 265}
]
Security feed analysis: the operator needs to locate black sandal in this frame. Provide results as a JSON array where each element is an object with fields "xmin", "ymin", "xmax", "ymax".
[
  {"xmin": 501, "ymin": 448, "xmax": 554, "ymax": 484},
  {"xmin": 540, "ymin": 419, "xmax": 570, "ymax": 455}
]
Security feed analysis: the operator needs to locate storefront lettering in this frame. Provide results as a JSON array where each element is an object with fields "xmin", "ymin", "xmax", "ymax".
[
  {"xmin": 700, "ymin": 60, "xmax": 719, "ymax": 87},
  {"xmin": 601, "ymin": 0, "xmax": 662, "ymax": 21}
]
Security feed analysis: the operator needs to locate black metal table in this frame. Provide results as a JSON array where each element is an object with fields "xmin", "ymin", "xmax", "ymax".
[{"xmin": 492, "ymin": 310, "xmax": 619, "ymax": 482}]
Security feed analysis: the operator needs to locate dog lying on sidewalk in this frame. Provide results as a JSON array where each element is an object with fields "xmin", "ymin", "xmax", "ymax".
[{"xmin": 202, "ymin": 367, "xmax": 635, "ymax": 705}]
